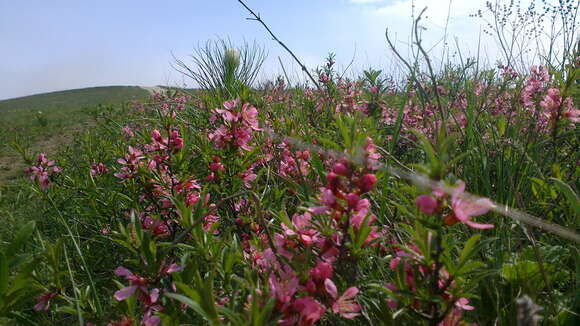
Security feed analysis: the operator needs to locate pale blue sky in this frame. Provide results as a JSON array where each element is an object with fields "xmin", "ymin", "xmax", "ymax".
[{"xmin": 1, "ymin": 0, "xmax": 495, "ymax": 99}]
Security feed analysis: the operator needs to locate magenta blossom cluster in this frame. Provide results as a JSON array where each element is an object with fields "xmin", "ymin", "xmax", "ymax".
[
  {"xmin": 278, "ymin": 140, "xmax": 311, "ymax": 179},
  {"xmin": 521, "ymin": 65, "xmax": 550, "ymax": 110},
  {"xmin": 24, "ymin": 153, "xmax": 61, "ymax": 190},
  {"xmin": 208, "ymin": 98, "xmax": 261, "ymax": 151},
  {"xmin": 335, "ymin": 81, "xmax": 369, "ymax": 115},
  {"xmin": 385, "ymin": 244, "xmax": 475, "ymax": 325},
  {"xmin": 539, "ymin": 88, "xmax": 579, "ymax": 126},
  {"xmin": 90, "ymin": 162, "xmax": 108, "ymax": 176},
  {"xmin": 148, "ymin": 92, "xmax": 189, "ymax": 118},
  {"xmin": 113, "ymin": 263, "xmax": 182, "ymax": 326},
  {"xmin": 114, "ymin": 146, "xmax": 145, "ymax": 181},
  {"xmin": 243, "ymin": 148, "xmax": 385, "ymax": 325}
]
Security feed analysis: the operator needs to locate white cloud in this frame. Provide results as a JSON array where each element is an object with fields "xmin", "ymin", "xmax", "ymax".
[{"xmin": 355, "ymin": 0, "xmax": 496, "ymax": 60}]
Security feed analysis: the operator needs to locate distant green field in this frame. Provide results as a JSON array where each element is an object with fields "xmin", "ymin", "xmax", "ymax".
[
  {"xmin": 0, "ymin": 86, "xmax": 149, "ymax": 181},
  {"xmin": 0, "ymin": 86, "xmax": 148, "ymax": 111}
]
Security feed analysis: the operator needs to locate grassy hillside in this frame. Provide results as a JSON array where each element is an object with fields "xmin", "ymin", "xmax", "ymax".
[
  {"xmin": 0, "ymin": 86, "xmax": 149, "ymax": 182},
  {"xmin": 0, "ymin": 86, "xmax": 148, "ymax": 111}
]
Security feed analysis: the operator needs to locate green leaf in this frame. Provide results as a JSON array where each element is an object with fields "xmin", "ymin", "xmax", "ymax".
[
  {"xmin": 165, "ymin": 293, "xmax": 211, "ymax": 321},
  {"xmin": 497, "ymin": 116, "xmax": 507, "ymax": 136},
  {"xmin": 550, "ymin": 178, "xmax": 580, "ymax": 216},
  {"xmin": 254, "ymin": 297, "xmax": 276, "ymax": 326},
  {"xmin": 175, "ymin": 282, "xmax": 201, "ymax": 303},
  {"xmin": 457, "ymin": 234, "xmax": 481, "ymax": 269},
  {"xmin": 0, "ymin": 252, "xmax": 8, "ymax": 296},
  {"xmin": 410, "ymin": 129, "xmax": 438, "ymax": 172},
  {"xmin": 7, "ymin": 221, "xmax": 36, "ymax": 254},
  {"xmin": 217, "ymin": 306, "xmax": 245, "ymax": 325},
  {"xmin": 309, "ymin": 154, "xmax": 326, "ymax": 180},
  {"xmin": 335, "ymin": 116, "xmax": 351, "ymax": 149}
]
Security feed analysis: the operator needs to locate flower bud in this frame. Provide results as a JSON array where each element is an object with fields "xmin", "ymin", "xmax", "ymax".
[
  {"xmin": 415, "ymin": 195, "xmax": 438, "ymax": 214},
  {"xmin": 359, "ymin": 173, "xmax": 377, "ymax": 193},
  {"xmin": 224, "ymin": 48, "xmax": 240, "ymax": 70}
]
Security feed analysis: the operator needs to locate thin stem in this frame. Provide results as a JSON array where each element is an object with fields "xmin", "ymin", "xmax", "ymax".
[{"xmin": 236, "ymin": 0, "xmax": 321, "ymax": 90}]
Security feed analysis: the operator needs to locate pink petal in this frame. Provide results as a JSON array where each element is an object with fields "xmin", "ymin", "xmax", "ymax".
[
  {"xmin": 114, "ymin": 266, "xmax": 134, "ymax": 278},
  {"xmin": 149, "ymin": 288, "xmax": 160, "ymax": 303},
  {"xmin": 464, "ymin": 220, "xmax": 494, "ymax": 229},
  {"xmin": 342, "ymin": 286, "xmax": 359, "ymax": 299},
  {"xmin": 114, "ymin": 285, "xmax": 137, "ymax": 301},
  {"xmin": 34, "ymin": 300, "xmax": 47, "ymax": 311},
  {"xmin": 340, "ymin": 311, "xmax": 360, "ymax": 319},
  {"xmin": 143, "ymin": 315, "xmax": 161, "ymax": 326},
  {"xmin": 463, "ymin": 198, "xmax": 494, "ymax": 216},
  {"xmin": 165, "ymin": 264, "xmax": 184, "ymax": 274},
  {"xmin": 309, "ymin": 206, "xmax": 329, "ymax": 215},
  {"xmin": 452, "ymin": 181, "xmax": 466, "ymax": 197},
  {"xmin": 324, "ymin": 278, "xmax": 338, "ymax": 299}
]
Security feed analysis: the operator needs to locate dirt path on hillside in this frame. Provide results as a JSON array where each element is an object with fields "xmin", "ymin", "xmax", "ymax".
[{"xmin": 140, "ymin": 86, "xmax": 165, "ymax": 95}]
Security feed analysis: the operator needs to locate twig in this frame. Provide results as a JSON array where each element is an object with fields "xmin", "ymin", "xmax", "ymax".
[
  {"xmin": 413, "ymin": 8, "xmax": 446, "ymax": 125},
  {"xmin": 236, "ymin": 0, "xmax": 321, "ymax": 90},
  {"xmin": 278, "ymin": 56, "xmax": 292, "ymax": 88},
  {"xmin": 339, "ymin": 44, "xmax": 358, "ymax": 81}
]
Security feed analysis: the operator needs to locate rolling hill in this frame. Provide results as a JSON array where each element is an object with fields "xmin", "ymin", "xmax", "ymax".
[
  {"xmin": 0, "ymin": 86, "xmax": 151, "ymax": 182},
  {"xmin": 0, "ymin": 86, "xmax": 149, "ymax": 111}
]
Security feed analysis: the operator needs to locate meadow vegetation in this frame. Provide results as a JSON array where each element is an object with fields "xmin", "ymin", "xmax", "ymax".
[{"xmin": 0, "ymin": 1, "xmax": 578, "ymax": 325}]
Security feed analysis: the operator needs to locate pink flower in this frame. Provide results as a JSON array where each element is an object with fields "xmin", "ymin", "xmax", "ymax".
[
  {"xmin": 564, "ymin": 108, "xmax": 580, "ymax": 122},
  {"xmin": 332, "ymin": 162, "xmax": 350, "ymax": 176},
  {"xmin": 113, "ymin": 266, "xmax": 148, "ymax": 301},
  {"xmin": 310, "ymin": 261, "xmax": 333, "ymax": 282},
  {"xmin": 169, "ymin": 129, "xmax": 184, "ymax": 152},
  {"xmin": 346, "ymin": 192, "xmax": 360, "ymax": 209},
  {"xmin": 34, "ymin": 292, "xmax": 57, "ymax": 311},
  {"xmin": 240, "ymin": 169, "xmax": 257, "ymax": 188},
  {"xmin": 364, "ymin": 137, "xmax": 382, "ymax": 170},
  {"xmin": 203, "ymin": 214, "xmax": 220, "ymax": 234},
  {"xmin": 122, "ymin": 125, "xmax": 134, "ymax": 138},
  {"xmin": 562, "ymin": 97, "xmax": 579, "ymax": 123},
  {"xmin": 521, "ymin": 65, "xmax": 549, "ymax": 109},
  {"xmin": 350, "ymin": 198, "xmax": 372, "ymax": 229},
  {"xmin": 438, "ymin": 298, "xmax": 474, "ymax": 326},
  {"xmin": 160, "ymin": 263, "xmax": 184, "ymax": 275},
  {"xmin": 115, "ymin": 146, "xmax": 144, "ymax": 180},
  {"xmin": 539, "ymin": 88, "xmax": 561, "ymax": 111},
  {"xmin": 24, "ymin": 153, "xmax": 61, "ymax": 190},
  {"xmin": 114, "ymin": 285, "xmax": 138, "ymax": 301},
  {"xmin": 234, "ymin": 126, "xmax": 253, "ymax": 151},
  {"xmin": 90, "ymin": 163, "xmax": 108, "ymax": 176},
  {"xmin": 324, "ymin": 279, "xmax": 361, "ymax": 319},
  {"xmin": 215, "ymin": 108, "xmax": 237, "ymax": 122},
  {"xmin": 269, "ymin": 270, "xmax": 299, "ymax": 306},
  {"xmin": 416, "ymin": 195, "xmax": 438, "ymax": 214},
  {"xmin": 282, "ymin": 212, "xmax": 320, "ymax": 246},
  {"xmin": 451, "ymin": 182, "xmax": 494, "ymax": 229},
  {"xmin": 241, "ymin": 103, "xmax": 260, "ymax": 131},
  {"xmin": 210, "ymin": 99, "xmax": 260, "ymax": 152},
  {"xmin": 142, "ymin": 311, "xmax": 161, "ymax": 326},
  {"xmin": 455, "ymin": 297, "xmax": 474, "ymax": 311},
  {"xmin": 290, "ymin": 296, "xmax": 326, "ymax": 326},
  {"xmin": 209, "ymin": 156, "xmax": 225, "ymax": 172}
]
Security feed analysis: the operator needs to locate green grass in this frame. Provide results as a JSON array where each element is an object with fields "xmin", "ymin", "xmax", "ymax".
[
  {"xmin": 0, "ymin": 86, "xmax": 148, "ymax": 111},
  {"xmin": 0, "ymin": 86, "xmax": 149, "ymax": 182}
]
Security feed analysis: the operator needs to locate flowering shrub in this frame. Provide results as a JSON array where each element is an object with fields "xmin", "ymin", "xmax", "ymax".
[{"xmin": 2, "ymin": 36, "xmax": 579, "ymax": 326}]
